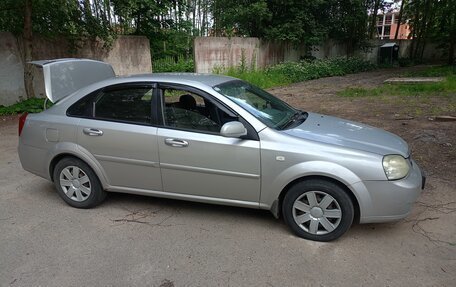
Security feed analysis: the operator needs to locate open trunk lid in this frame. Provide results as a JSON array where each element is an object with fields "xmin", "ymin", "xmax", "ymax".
[{"xmin": 30, "ymin": 58, "xmax": 115, "ymax": 103}]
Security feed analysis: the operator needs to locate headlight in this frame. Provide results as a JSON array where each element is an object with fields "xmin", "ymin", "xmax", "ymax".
[{"xmin": 382, "ymin": 155, "xmax": 410, "ymax": 180}]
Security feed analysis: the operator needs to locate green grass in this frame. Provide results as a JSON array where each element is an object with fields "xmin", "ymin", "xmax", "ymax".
[
  {"xmin": 0, "ymin": 98, "xmax": 48, "ymax": 115},
  {"xmin": 224, "ymin": 68, "xmax": 291, "ymax": 89},
  {"xmin": 338, "ymin": 75, "xmax": 456, "ymax": 98},
  {"xmin": 218, "ymin": 57, "xmax": 377, "ymax": 89},
  {"xmin": 337, "ymin": 70, "xmax": 456, "ymax": 117},
  {"xmin": 152, "ymin": 55, "xmax": 194, "ymax": 72},
  {"xmin": 403, "ymin": 65, "xmax": 456, "ymax": 77}
]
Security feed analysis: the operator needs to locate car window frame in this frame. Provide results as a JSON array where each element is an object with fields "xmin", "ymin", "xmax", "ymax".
[
  {"xmin": 156, "ymin": 83, "xmax": 259, "ymax": 141},
  {"xmin": 66, "ymin": 82, "xmax": 159, "ymax": 127}
]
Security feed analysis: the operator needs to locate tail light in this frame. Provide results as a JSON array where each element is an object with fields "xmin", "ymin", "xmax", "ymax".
[{"xmin": 18, "ymin": 112, "xmax": 28, "ymax": 136}]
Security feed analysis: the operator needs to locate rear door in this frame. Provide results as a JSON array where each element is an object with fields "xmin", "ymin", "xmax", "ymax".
[
  {"xmin": 69, "ymin": 83, "xmax": 162, "ymax": 191},
  {"xmin": 156, "ymin": 84, "xmax": 261, "ymax": 204}
]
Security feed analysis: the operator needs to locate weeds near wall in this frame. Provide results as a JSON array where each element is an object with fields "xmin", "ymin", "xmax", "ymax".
[
  {"xmin": 0, "ymin": 98, "xmax": 47, "ymax": 115},
  {"xmin": 218, "ymin": 57, "xmax": 376, "ymax": 89},
  {"xmin": 153, "ymin": 55, "xmax": 194, "ymax": 72},
  {"xmin": 238, "ymin": 49, "xmax": 248, "ymax": 73}
]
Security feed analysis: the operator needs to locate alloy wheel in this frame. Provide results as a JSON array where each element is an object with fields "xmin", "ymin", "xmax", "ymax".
[
  {"xmin": 292, "ymin": 190, "xmax": 342, "ymax": 235},
  {"xmin": 59, "ymin": 166, "xmax": 92, "ymax": 202}
]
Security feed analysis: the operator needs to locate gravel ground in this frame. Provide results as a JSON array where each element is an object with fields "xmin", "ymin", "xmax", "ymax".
[{"xmin": 1, "ymin": 68, "xmax": 455, "ymax": 286}]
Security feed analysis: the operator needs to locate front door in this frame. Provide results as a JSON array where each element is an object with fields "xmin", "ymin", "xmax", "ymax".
[{"xmin": 156, "ymin": 85, "xmax": 261, "ymax": 204}]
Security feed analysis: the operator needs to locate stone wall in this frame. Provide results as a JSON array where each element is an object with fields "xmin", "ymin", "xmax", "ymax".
[{"xmin": 0, "ymin": 32, "xmax": 151, "ymax": 106}]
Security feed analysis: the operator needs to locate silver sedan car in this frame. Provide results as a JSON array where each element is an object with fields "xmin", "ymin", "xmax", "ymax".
[{"xmin": 18, "ymin": 59, "xmax": 425, "ymax": 241}]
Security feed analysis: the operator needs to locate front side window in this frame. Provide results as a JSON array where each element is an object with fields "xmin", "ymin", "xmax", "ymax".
[
  {"xmin": 213, "ymin": 80, "xmax": 298, "ymax": 129},
  {"xmin": 161, "ymin": 87, "xmax": 236, "ymax": 133}
]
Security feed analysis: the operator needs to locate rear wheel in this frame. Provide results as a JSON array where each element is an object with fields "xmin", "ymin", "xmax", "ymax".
[
  {"xmin": 282, "ymin": 179, "xmax": 354, "ymax": 241},
  {"xmin": 53, "ymin": 157, "xmax": 106, "ymax": 208}
]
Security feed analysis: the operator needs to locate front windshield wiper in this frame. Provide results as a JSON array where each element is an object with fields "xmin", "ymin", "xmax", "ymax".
[{"xmin": 279, "ymin": 110, "xmax": 308, "ymax": 130}]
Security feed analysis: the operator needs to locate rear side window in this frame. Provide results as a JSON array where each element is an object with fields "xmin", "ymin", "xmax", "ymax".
[
  {"xmin": 94, "ymin": 88, "xmax": 153, "ymax": 124},
  {"xmin": 67, "ymin": 85, "xmax": 154, "ymax": 125}
]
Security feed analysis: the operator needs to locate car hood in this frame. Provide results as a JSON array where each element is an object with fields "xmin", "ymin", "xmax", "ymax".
[{"xmin": 283, "ymin": 112, "xmax": 409, "ymax": 157}]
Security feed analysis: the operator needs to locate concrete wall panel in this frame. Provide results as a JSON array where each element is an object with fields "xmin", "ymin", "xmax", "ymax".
[
  {"xmin": 194, "ymin": 37, "xmax": 306, "ymax": 73},
  {"xmin": 0, "ymin": 32, "xmax": 27, "ymax": 106},
  {"xmin": 194, "ymin": 37, "xmax": 260, "ymax": 73},
  {"xmin": 0, "ymin": 33, "xmax": 151, "ymax": 106}
]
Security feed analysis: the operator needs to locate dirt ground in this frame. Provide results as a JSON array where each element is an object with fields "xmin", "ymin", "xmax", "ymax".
[
  {"xmin": 0, "ymin": 67, "xmax": 455, "ymax": 286},
  {"xmin": 270, "ymin": 67, "xmax": 456, "ymax": 181}
]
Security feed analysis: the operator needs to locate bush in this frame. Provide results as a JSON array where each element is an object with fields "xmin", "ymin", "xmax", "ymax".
[
  {"xmin": 0, "ymin": 98, "xmax": 48, "ymax": 115},
  {"xmin": 267, "ymin": 57, "xmax": 376, "ymax": 83},
  {"xmin": 404, "ymin": 65, "xmax": 456, "ymax": 77},
  {"xmin": 219, "ymin": 57, "xmax": 376, "ymax": 88}
]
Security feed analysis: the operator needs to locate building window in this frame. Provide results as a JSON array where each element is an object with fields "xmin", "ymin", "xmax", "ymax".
[
  {"xmin": 385, "ymin": 14, "xmax": 392, "ymax": 25},
  {"xmin": 384, "ymin": 26, "xmax": 391, "ymax": 37}
]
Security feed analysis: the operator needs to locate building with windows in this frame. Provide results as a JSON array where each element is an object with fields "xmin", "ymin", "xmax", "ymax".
[{"xmin": 376, "ymin": 12, "xmax": 411, "ymax": 40}]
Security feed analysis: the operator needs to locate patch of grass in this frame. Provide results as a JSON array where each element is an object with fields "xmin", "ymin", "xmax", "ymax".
[
  {"xmin": 403, "ymin": 65, "xmax": 456, "ymax": 77},
  {"xmin": 224, "ymin": 68, "xmax": 291, "ymax": 89},
  {"xmin": 0, "ymin": 98, "xmax": 47, "ymax": 115},
  {"xmin": 337, "ymin": 74, "xmax": 456, "ymax": 116},
  {"xmin": 217, "ymin": 57, "xmax": 376, "ymax": 89},
  {"xmin": 339, "ymin": 75, "xmax": 456, "ymax": 98}
]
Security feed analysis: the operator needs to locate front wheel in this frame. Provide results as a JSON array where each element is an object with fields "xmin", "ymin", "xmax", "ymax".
[
  {"xmin": 282, "ymin": 179, "xmax": 354, "ymax": 242},
  {"xmin": 53, "ymin": 157, "xmax": 107, "ymax": 208}
]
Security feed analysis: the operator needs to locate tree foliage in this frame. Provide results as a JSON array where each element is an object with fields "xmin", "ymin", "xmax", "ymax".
[
  {"xmin": 0, "ymin": 0, "xmax": 454, "ymax": 63},
  {"xmin": 0, "ymin": 0, "xmax": 114, "ymax": 43},
  {"xmin": 211, "ymin": 0, "xmax": 380, "ymax": 54},
  {"xmin": 403, "ymin": 0, "xmax": 456, "ymax": 64}
]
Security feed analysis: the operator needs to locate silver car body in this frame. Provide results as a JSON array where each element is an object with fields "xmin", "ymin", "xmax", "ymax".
[{"xmin": 18, "ymin": 59, "xmax": 424, "ymax": 224}]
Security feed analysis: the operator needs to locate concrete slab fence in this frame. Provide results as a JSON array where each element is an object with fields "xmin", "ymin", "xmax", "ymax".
[
  {"xmin": 0, "ymin": 32, "xmax": 151, "ymax": 106},
  {"xmin": 193, "ymin": 37, "xmax": 307, "ymax": 73},
  {"xmin": 2, "ymin": 33, "xmax": 451, "ymax": 106},
  {"xmin": 194, "ymin": 37, "xmax": 451, "ymax": 74}
]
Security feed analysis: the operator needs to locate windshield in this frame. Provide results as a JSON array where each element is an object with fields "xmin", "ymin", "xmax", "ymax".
[{"xmin": 214, "ymin": 80, "xmax": 301, "ymax": 129}]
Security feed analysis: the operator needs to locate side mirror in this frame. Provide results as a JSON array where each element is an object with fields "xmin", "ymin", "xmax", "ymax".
[{"xmin": 220, "ymin": 121, "xmax": 247, "ymax": 138}]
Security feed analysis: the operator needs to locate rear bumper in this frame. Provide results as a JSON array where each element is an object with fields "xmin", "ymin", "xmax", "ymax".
[{"xmin": 353, "ymin": 160, "xmax": 424, "ymax": 224}]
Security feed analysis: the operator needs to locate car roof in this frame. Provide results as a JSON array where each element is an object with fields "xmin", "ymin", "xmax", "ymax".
[{"xmin": 124, "ymin": 73, "xmax": 238, "ymax": 87}]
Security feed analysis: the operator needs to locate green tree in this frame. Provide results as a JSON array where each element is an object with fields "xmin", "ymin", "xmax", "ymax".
[
  {"xmin": 431, "ymin": 0, "xmax": 456, "ymax": 64},
  {"xmin": 212, "ymin": 0, "xmax": 271, "ymax": 37},
  {"xmin": 404, "ymin": 0, "xmax": 456, "ymax": 64},
  {"xmin": 327, "ymin": 0, "xmax": 370, "ymax": 55},
  {"xmin": 265, "ymin": 0, "xmax": 329, "ymax": 45}
]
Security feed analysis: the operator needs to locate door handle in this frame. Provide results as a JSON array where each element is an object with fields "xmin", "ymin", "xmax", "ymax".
[
  {"xmin": 164, "ymin": 138, "xmax": 189, "ymax": 147},
  {"xmin": 83, "ymin": 128, "xmax": 103, "ymax": 136}
]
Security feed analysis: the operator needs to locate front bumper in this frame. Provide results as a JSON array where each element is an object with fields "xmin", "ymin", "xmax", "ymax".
[{"xmin": 352, "ymin": 159, "xmax": 424, "ymax": 224}]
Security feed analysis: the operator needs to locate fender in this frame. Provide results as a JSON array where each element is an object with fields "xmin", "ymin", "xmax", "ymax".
[
  {"xmin": 261, "ymin": 160, "xmax": 371, "ymax": 216},
  {"xmin": 46, "ymin": 142, "xmax": 110, "ymax": 188}
]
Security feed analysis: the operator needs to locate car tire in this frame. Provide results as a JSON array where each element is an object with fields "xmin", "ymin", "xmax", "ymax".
[
  {"xmin": 282, "ymin": 179, "xmax": 354, "ymax": 242},
  {"xmin": 53, "ymin": 157, "xmax": 107, "ymax": 208}
]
